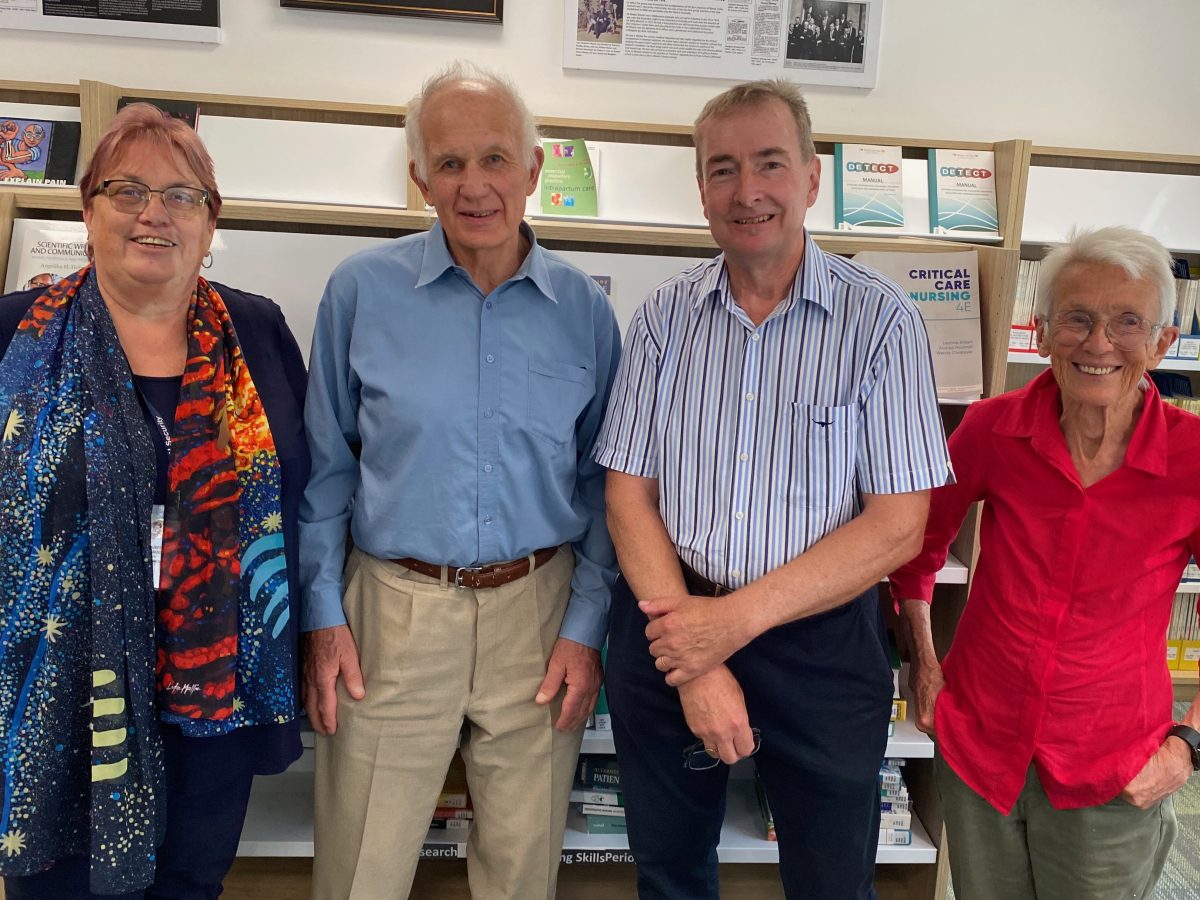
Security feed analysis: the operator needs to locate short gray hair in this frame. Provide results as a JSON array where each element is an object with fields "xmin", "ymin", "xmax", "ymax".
[
  {"xmin": 405, "ymin": 61, "xmax": 540, "ymax": 181},
  {"xmin": 1036, "ymin": 226, "xmax": 1176, "ymax": 326},
  {"xmin": 693, "ymin": 79, "xmax": 816, "ymax": 178}
]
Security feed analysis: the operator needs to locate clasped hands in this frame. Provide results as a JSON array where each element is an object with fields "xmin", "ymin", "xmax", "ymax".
[{"xmin": 640, "ymin": 592, "xmax": 752, "ymax": 686}]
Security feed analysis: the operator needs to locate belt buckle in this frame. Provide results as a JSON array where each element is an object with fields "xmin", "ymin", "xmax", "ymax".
[{"xmin": 454, "ymin": 566, "xmax": 485, "ymax": 589}]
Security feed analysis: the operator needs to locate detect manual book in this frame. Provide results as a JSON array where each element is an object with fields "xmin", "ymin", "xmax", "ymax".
[
  {"xmin": 927, "ymin": 148, "xmax": 999, "ymax": 236},
  {"xmin": 834, "ymin": 143, "xmax": 904, "ymax": 230}
]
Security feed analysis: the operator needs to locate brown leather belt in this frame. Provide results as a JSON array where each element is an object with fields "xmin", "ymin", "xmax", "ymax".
[
  {"xmin": 678, "ymin": 557, "xmax": 732, "ymax": 598},
  {"xmin": 394, "ymin": 546, "xmax": 559, "ymax": 590}
]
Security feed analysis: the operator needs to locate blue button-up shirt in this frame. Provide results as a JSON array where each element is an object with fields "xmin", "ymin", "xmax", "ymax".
[{"xmin": 300, "ymin": 222, "xmax": 621, "ymax": 648}]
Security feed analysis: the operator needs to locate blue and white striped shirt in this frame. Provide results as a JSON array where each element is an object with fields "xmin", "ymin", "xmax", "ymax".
[{"xmin": 594, "ymin": 231, "xmax": 952, "ymax": 589}]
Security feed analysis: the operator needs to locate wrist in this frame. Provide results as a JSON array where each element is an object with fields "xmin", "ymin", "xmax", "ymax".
[{"xmin": 1166, "ymin": 724, "xmax": 1200, "ymax": 772}]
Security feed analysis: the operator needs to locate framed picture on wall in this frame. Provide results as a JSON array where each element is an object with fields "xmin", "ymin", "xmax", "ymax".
[{"xmin": 280, "ymin": 0, "xmax": 502, "ymax": 22}]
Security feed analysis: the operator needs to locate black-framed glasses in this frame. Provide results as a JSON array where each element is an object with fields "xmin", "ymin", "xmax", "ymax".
[
  {"xmin": 1045, "ymin": 309, "xmax": 1162, "ymax": 352},
  {"xmin": 95, "ymin": 179, "xmax": 210, "ymax": 220},
  {"xmin": 682, "ymin": 728, "xmax": 762, "ymax": 771}
]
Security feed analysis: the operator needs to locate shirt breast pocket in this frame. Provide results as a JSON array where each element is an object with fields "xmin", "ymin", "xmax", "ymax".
[
  {"xmin": 527, "ymin": 359, "xmax": 591, "ymax": 448},
  {"xmin": 782, "ymin": 402, "xmax": 857, "ymax": 510}
]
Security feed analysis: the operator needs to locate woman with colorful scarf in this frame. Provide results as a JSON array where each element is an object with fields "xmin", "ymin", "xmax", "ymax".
[{"xmin": 0, "ymin": 103, "xmax": 310, "ymax": 898}]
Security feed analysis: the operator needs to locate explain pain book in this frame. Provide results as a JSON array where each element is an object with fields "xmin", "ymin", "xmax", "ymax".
[{"xmin": 0, "ymin": 117, "xmax": 80, "ymax": 186}]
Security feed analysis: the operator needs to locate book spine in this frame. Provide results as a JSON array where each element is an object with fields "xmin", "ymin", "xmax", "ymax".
[
  {"xmin": 927, "ymin": 149, "xmax": 941, "ymax": 233},
  {"xmin": 834, "ymin": 143, "xmax": 846, "ymax": 228}
]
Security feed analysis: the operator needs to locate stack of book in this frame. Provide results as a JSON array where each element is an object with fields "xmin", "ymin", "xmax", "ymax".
[
  {"xmin": 574, "ymin": 755, "xmax": 625, "ymax": 835},
  {"xmin": 1167, "ymin": 591, "xmax": 1200, "ymax": 672},
  {"xmin": 879, "ymin": 759, "xmax": 913, "ymax": 846},
  {"xmin": 1175, "ymin": 275, "xmax": 1199, "ymax": 338},
  {"xmin": 431, "ymin": 754, "xmax": 472, "ymax": 839}
]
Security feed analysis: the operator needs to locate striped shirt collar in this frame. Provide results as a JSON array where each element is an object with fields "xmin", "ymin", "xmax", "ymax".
[
  {"xmin": 692, "ymin": 230, "xmax": 836, "ymax": 320},
  {"xmin": 416, "ymin": 219, "xmax": 559, "ymax": 303}
]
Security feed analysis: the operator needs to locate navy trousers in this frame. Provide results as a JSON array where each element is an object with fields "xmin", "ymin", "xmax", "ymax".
[
  {"xmin": 606, "ymin": 575, "xmax": 892, "ymax": 900},
  {"xmin": 4, "ymin": 729, "xmax": 256, "ymax": 900}
]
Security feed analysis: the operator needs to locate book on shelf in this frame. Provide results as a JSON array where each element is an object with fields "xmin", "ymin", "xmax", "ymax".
[
  {"xmin": 577, "ymin": 755, "xmax": 621, "ymax": 790},
  {"xmin": 0, "ymin": 116, "xmax": 81, "ymax": 186},
  {"xmin": 927, "ymin": 148, "xmax": 999, "ymax": 236},
  {"xmin": 1174, "ymin": 276, "xmax": 1199, "ymax": 337},
  {"xmin": 539, "ymin": 139, "xmax": 598, "ymax": 217},
  {"xmin": 833, "ymin": 143, "xmax": 904, "ymax": 231},
  {"xmin": 432, "ymin": 805, "xmax": 473, "ymax": 820},
  {"xmin": 428, "ymin": 817, "xmax": 471, "ymax": 833},
  {"xmin": 438, "ymin": 753, "xmax": 469, "ymax": 809},
  {"xmin": 853, "ymin": 250, "xmax": 984, "ymax": 401},
  {"xmin": 579, "ymin": 803, "xmax": 625, "ymax": 818},
  {"xmin": 584, "ymin": 814, "xmax": 627, "ymax": 835},
  {"xmin": 890, "ymin": 698, "xmax": 908, "ymax": 722},
  {"xmin": 3, "ymin": 219, "xmax": 89, "ymax": 294},
  {"xmin": 1168, "ymin": 590, "xmax": 1200, "ymax": 672},
  {"xmin": 1010, "ymin": 258, "xmax": 1041, "ymax": 353},
  {"xmin": 878, "ymin": 828, "xmax": 913, "ymax": 846},
  {"xmin": 572, "ymin": 786, "xmax": 622, "ymax": 806},
  {"xmin": 118, "ymin": 96, "xmax": 200, "ymax": 129},
  {"xmin": 594, "ymin": 644, "xmax": 612, "ymax": 731}
]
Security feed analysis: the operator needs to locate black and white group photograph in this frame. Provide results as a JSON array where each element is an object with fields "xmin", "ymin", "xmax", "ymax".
[{"xmin": 785, "ymin": 0, "xmax": 867, "ymax": 69}]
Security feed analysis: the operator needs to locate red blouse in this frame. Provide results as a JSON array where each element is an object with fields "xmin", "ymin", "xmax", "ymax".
[{"xmin": 890, "ymin": 369, "xmax": 1200, "ymax": 813}]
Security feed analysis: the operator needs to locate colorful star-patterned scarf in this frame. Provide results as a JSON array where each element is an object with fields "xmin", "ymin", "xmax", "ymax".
[{"xmin": 0, "ymin": 268, "xmax": 295, "ymax": 892}]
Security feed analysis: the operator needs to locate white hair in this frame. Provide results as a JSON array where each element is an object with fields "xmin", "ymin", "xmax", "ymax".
[
  {"xmin": 1036, "ymin": 226, "xmax": 1176, "ymax": 326},
  {"xmin": 405, "ymin": 61, "xmax": 540, "ymax": 181}
]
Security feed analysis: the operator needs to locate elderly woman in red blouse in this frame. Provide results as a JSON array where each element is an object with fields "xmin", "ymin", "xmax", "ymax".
[{"xmin": 890, "ymin": 225, "xmax": 1200, "ymax": 900}]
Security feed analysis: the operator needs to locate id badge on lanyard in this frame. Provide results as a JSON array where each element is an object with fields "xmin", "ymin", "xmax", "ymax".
[{"xmin": 143, "ymin": 396, "xmax": 172, "ymax": 591}]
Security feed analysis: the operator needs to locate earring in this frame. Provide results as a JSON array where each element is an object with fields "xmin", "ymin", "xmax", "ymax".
[{"xmin": 202, "ymin": 251, "xmax": 213, "ymax": 269}]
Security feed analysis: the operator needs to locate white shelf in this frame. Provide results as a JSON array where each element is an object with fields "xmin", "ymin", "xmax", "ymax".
[
  {"xmin": 559, "ymin": 778, "xmax": 936, "ymax": 865},
  {"xmin": 239, "ymin": 759, "xmax": 936, "ymax": 864},
  {"xmin": 1177, "ymin": 580, "xmax": 1200, "ymax": 594},
  {"xmin": 1007, "ymin": 351, "xmax": 1200, "ymax": 372}
]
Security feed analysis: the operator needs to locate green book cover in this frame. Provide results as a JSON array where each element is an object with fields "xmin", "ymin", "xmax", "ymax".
[{"xmin": 540, "ymin": 139, "xmax": 598, "ymax": 217}]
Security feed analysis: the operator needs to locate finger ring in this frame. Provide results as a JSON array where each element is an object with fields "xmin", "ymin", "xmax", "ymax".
[{"xmin": 704, "ymin": 745, "xmax": 719, "ymax": 758}]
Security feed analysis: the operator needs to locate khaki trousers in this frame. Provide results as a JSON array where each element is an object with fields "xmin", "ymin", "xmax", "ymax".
[
  {"xmin": 311, "ymin": 547, "xmax": 583, "ymax": 900},
  {"xmin": 936, "ymin": 752, "xmax": 1177, "ymax": 900}
]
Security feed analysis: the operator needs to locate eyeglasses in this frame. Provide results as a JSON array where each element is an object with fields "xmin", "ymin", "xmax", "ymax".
[
  {"xmin": 682, "ymin": 728, "xmax": 762, "ymax": 771},
  {"xmin": 1045, "ymin": 310, "xmax": 1162, "ymax": 352},
  {"xmin": 94, "ymin": 179, "xmax": 210, "ymax": 220}
]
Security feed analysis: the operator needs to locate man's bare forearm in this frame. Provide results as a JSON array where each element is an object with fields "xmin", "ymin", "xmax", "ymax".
[{"xmin": 605, "ymin": 470, "xmax": 688, "ymax": 602}]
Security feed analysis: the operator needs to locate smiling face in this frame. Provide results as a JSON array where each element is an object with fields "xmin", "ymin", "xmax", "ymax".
[
  {"xmin": 82, "ymin": 139, "xmax": 215, "ymax": 305},
  {"xmin": 408, "ymin": 82, "xmax": 542, "ymax": 280},
  {"xmin": 695, "ymin": 97, "xmax": 821, "ymax": 276},
  {"xmin": 1036, "ymin": 261, "xmax": 1176, "ymax": 411}
]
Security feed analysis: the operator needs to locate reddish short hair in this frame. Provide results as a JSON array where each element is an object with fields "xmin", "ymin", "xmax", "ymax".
[{"xmin": 80, "ymin": 103, "xmax": 222, "ymax": 222}]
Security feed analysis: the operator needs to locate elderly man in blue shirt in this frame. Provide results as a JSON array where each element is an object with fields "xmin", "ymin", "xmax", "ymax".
[{"xmin": 299, "ymin": 62, "xmax": 621, "ymax": 900}]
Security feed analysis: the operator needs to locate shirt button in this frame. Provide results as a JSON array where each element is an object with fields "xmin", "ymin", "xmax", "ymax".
[
  {"xmin": 486, "ymin": 354, "xmax": 495, "ymax": 363},
  {"xmin": 483, "ymin": 463, "xmax": 493, "ymax": 473},
  {"xmin": 751, "ymin": 333, "xmax": 761, "ymax": 342},
  {"xmin": 745, "ymin": 392, "xmax": 755, "ymax": 402},
  {"xmin": 484, "ymin": 408, "xmax": 494, "ymax": 418},
  {"xmin": 483, "ymin": 516, "xmax": 492, "ymax": 526},
  {"xmin": 730, "ymin": 568, "xmax": 741, "ymax": 579},
  {"xmin": 738, "ymin": 452, "xmax": 748, "ymax": 461},
  {"xmin": 485, "ymin": 301, "xmax": 493, "ymax": 309},
  {"xmin": 734, "ymin": 511, "xmax": 744, "ymax": 520}
]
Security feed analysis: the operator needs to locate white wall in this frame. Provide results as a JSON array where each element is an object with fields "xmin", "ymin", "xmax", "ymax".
[{"xmin": 0, "ymin": 1, "xmax": 1197, "ymax": 155}]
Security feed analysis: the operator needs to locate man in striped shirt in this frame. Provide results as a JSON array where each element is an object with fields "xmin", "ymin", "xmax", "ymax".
[{"xmin": 594, "ymin": 80, "xmax": 952, "ymax": 899}]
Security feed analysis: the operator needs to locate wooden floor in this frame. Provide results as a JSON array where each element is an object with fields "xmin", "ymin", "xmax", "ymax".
[{"xmin": 222, "ymin": 859, "xmax": 921, "ymax": 900}]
